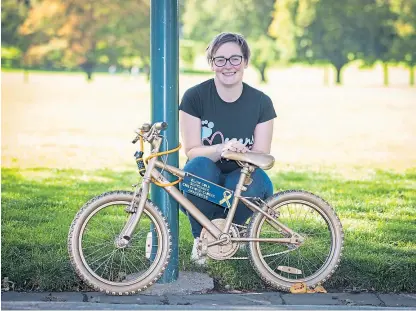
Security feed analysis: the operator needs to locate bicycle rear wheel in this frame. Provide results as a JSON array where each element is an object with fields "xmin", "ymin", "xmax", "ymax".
[
  {"xmin": 248, "ymin": 190, "xmax": 343, "ymax": 291},
  {"xmin": 68, "ymin": 191, "xmax": 171, "ymax": 295}
]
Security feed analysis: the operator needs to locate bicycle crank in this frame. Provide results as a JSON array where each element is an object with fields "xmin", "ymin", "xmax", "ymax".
[{"xmin": 199, "ymin": 219, "xmax": 240, "ymax": 260}]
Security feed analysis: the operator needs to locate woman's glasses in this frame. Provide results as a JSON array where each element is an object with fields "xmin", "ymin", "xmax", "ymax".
[{"xmin": 212, "ymin": 55, "xmax": 243, "ymax": 67}]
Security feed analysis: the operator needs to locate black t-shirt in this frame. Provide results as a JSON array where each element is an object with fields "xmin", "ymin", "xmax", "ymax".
[{"xmin": 179, "ymin": 78, "xmax": 277, "ymax": 173}]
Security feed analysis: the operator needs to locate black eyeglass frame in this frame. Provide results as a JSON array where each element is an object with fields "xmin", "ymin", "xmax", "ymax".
[{"xmin": 211, "ymin": 55, "xmax": 243, "ymax": 67}]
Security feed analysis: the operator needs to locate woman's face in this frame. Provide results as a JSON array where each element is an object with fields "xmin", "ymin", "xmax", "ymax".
[{"xmin": 211, "ymin": 42, "xmax": 247, "ymax": 87}]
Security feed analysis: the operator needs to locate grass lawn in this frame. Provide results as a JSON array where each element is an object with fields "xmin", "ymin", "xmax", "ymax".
[
  {"xmin": 1, "ymin": 167, "xmax": 415, "ymax": 292},
  {"xmin": 1, "ymin": 69, "xmax": 416, "ymax": 293}
]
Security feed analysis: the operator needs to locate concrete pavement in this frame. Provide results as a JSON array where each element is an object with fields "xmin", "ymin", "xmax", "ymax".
[
  {"xmin": 2, "ymin": 290, "xmax": 416, "ymax": 310},
  {"xmin": 2, "ymin": 273, "xmax": 415, "ymax": 310}
]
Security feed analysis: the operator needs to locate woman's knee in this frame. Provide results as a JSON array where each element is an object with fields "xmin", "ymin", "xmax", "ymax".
[
  {"xmin": 250, "ymin": 169, "xmax": 274, "ymax": 198},
  {"xmin": 230, "ymin": 168, "xmax": 273, "ymax": 199},
  {"xmin": 183, "ymin": 156, "xmax": 220, "ymax": 181}
]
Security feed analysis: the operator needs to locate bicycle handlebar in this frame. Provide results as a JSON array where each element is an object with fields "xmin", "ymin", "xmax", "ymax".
[
  {"xmin": 155, "ymin": 122, "xmax": 168, "ymax": 131},
  {"xmin": 132, "ymin": 122, "xmax": 168, "ymax": 144}
]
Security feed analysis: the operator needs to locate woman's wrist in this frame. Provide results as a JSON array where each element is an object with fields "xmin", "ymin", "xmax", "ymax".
[{"xmin": 215, "ymin": 144, "xmax": 224, "ymax": 155}]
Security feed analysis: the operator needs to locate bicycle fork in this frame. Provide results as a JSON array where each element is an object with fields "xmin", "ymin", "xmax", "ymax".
[{"xmin": 115, "ymin": 155, "xmax": 160, "ymax": 248}]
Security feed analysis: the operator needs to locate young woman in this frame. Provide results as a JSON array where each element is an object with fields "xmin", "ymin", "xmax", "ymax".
[{"xmin": 179, "ymin": 32, "xmax": 276, "ymax": 264}]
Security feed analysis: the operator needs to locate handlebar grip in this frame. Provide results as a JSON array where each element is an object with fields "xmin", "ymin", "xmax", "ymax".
[{"xmin": 155, "ymin": 122, "xmax": 168, "ymax": 131}]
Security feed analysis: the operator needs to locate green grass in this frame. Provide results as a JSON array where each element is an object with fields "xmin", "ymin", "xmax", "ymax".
[{"xmin": 1, "ymin": 167, "xmax": 415, "ymax": 292}]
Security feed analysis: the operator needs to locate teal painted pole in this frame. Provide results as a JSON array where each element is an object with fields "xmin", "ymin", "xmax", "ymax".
[{"xmin": 150, "ymin": 0, "xmax": 179, "ymax": 282}]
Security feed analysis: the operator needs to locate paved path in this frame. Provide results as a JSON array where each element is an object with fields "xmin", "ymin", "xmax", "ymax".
[
  {"xmin": 2, "ymin": 273, "xmax": 415, "ymax": 310},
  {"xmin": 2, "ymin": 291, "xmax": 416, "ymax": 310}
]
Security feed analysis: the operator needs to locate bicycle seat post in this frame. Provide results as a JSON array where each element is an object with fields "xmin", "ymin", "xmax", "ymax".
[{"xmin": 222, "ymin": 165, "xmax": 253, "ymax": 233}]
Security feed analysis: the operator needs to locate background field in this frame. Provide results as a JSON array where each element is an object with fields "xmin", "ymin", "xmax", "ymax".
[
  {"xmin": 2, "ymin": 65, "xmax": 416, "ymax": 173},
  {"xmin": 1, "ymin": 66, "xmax": 416, "ymax": 292}
]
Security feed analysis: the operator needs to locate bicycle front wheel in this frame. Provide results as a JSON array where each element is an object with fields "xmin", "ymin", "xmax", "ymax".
[
  {"xmin": 248, "ymin": 190, "xmax": 343, "ymax": 291},
  {"xmin": 68, "ymin": 191, "xmax": 171, "ymax": 295}
]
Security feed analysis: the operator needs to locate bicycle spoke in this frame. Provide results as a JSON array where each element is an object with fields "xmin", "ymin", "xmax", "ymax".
[
  {"xmin": 91, "ymin": 249, "xmax": 117, "ymax": 272},
  {"xmin": 98, "ymin": 249, "xmax": 117, "ymax": 278},
  {"xmin": 78, "ymin": 201, "xmax": 164, "ymax": 286},
  {"xmin": 256, "ymin": 200, "xmax": 334, "ymax": 281}
]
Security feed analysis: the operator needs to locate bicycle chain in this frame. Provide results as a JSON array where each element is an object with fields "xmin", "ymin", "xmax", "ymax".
[
  {"xmin": 229, "ymin": 224, "xmax": 249, "ymax": 260},
  {"xmin": 230, "ymin": 254, "xmax": 248, "ymax": 260}
]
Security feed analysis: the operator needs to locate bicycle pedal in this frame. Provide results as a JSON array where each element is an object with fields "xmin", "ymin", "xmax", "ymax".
[
  {"xmin": 200, "ymin": 240, "xmax": 208, "ymax": 256},
  {"xmin": 277, "ymin": 266, "xmax": 302, "ymax": 275}
]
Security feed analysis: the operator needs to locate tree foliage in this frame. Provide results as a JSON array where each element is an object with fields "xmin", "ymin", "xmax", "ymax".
[
  {"xmin": 390, "ymin": 0, "xmax": 416, "ymax": 85},
  {"xmin": 1, "ymin": 0, "xmax": 30, "ymax": 67},
  {"xmin": 18, "ymin": 0, "xmax": 150, "ymax": 80},
  {"xmin": 182, "ymin": 0, "xmax": 277, "ymax": 82},
  {"xmin": 269, "ymin": 0, "xmax": 398, "ymax": 85},
  {"xmin": 2, "ymin": 0, "xmax": 415, "ymax": 86}
]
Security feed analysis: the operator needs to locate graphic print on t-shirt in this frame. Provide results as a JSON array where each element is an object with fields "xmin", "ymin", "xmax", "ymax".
[
  {"xmin": 201, "ymin": 120, "xmax": 214, "ymax": 139},
  {"xmin": 201, "ymin": 119, "xmax": 254, "ymax": 149}
]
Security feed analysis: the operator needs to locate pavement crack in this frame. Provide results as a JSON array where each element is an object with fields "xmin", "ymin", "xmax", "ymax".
[
  {"xmin": 160, "ymin": 294, "xmax": 169, "ymax": 305},
  {"xmin": 240, "ymin": 295, "xmax": 270, "ymax": 305},
  {"xmin": 375, "ymin": 293, "xmax": 387, "ymax": 307},
  {"xmin": 280, "ymin": 293, "xmax": 286, "ymax": 305},
  {"xmin": 82, "ymin": 293, "xmax": 89, "ymax": 302}
]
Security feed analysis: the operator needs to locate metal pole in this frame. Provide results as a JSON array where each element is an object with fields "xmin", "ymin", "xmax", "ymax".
[{"xmin": 150, "ymin": 0, "xmax": 179, "ymax": 282}]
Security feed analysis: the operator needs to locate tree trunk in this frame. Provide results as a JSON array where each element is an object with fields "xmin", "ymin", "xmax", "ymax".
[
  {"xmin": 86, "ymin": 70, "xmax": 93, "ymax": 81},
  {"xmin": 23, "ymin": 69, "xmax": 29, "ymax": 83},
  {"xmin": 323, "ymin": 66, "xmax": 329, "ymax": 86},
  {"xmin": 259, "ymin": 64, "xmax": 267, "ymax": 83},
  {"xmin": 334, "ymin": 64, "xmax": 344, "ymax": 85},
  {"xmin": 21, "ymin": 59, "xmax": 29, "ymax": 83},
  {"xmin": 383, "ymin": 62, "xmax": 389, "ymax": 86},
  {"xmin": 81, "ymin": 61, "xmax": 94, "ymax": 82},
  {"xmin": 143, "ymin": 64, "xmax": 150, "ymax": 82},
  {"xmin": 410, "ymin": 65, "xmax": 415, "ymax": 87}
]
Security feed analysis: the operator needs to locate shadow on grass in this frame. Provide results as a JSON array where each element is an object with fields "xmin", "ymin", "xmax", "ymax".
[
  {"xmin": 1, "ymin": 167, "xmax": 415, "ymax": 292},
  {"xmin": 1, "ymin": 168, "xmax": 138, "ymax": 291}
]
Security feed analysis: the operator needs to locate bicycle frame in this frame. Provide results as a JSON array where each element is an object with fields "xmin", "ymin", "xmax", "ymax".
[{"xmin": 120, "ymin": 134, "xmax": 303, "ymax": 246}]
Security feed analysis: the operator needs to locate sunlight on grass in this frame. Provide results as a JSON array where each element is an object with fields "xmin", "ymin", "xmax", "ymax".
[
  {"xmin": 342, "ymin": 218, "xmax": 376, "ymax": 232},
  {"xmin": 2, "ymin": 167, "xmax": 415, "ymax": 292}
]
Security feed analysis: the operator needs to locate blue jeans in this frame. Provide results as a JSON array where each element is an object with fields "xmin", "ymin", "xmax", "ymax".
[{"xmin": 181, "ymin": 156, "xmax": 274, "ymax": 238}]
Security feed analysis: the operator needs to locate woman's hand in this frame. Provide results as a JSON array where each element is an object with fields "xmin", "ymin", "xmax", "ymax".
[{"xmin": 220, "ymin": 138, "xmax": 249, "ymax": 153}]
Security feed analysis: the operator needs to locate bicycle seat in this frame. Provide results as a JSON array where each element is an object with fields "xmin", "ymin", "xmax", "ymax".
[{"xmin": 221, "ymin": 150, "xmax": 275, "ymax": 170}]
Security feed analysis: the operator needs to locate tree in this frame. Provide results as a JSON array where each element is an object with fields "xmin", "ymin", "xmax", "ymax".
[
  {"xmin": 356, "ymin": 1, "xmax": 398, "ymax": 86},
  {"xmin": 269, "ymin": 0, "xmax": 398, "ymax": 85},
  {"xmin": 250, "ymin": 35, "xmax": 279, "ymax": 83},
  {"xmin": 268, "ymin": 0, "xmax": 300, "ymax": 64},
  {"xmin": 19, "ymin": 0, "xmax": 150, "ymax": 80},
  {"xmin": 390, "ymin": 0, "xmax": 416, "ymax": 86},
  {"xmin": 1, "ymin": 0, "xmax": 31, "ymax": 68},
  {"xmin": 182, "ymin": 0, "xmax": 277, "ymax": 82},
  {"xmin": 179, "ymin": 39, "xmax": 197, "ymax": 69}
]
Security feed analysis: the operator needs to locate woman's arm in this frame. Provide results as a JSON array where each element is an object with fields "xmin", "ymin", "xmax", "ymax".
[
  {"xmin": 180, "ymin": 111, "xmax": 223, "ymax": 161},
  {"xmin": 251, "ymin": 119, "xmax": 274, "ymax": 154}
]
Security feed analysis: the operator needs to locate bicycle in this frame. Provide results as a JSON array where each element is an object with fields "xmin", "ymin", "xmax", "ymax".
[{"xmin": 68, "ymin": 121, "xmax": 344, "ymax": 295}]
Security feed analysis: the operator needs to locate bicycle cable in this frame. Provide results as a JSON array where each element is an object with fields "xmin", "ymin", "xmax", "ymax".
[{"xmin": 141, "ymin": 135, "xmax": 182, "ymax": 187}]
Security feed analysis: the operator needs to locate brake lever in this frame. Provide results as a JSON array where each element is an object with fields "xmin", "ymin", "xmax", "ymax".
[{"xmin": 132, "ymin": 135, "xmax": 140, "ymax": 144}]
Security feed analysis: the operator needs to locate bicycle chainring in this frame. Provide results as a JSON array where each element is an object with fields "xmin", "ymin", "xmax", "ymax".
[{"xmin": 200, "ymin": 219, "xmax": 240, "ymax": 260}]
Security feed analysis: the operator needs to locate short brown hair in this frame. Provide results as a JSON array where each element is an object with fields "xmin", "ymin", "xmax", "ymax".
[{"xmin": 206, "ymin": 32, "xmax": 251, "ymax": 65}]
